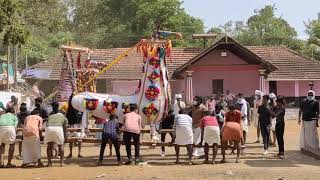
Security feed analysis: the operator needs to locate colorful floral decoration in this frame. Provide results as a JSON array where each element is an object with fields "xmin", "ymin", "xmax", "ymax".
[
  {"xmin": 142, "ymin": 103, "xmax": 159, "ymax": 119},
  {"xmin": 103, "ymin": 101, "xmax": 119, "ymax": 113},
  {"xmin": 83, "ymin": 98, "xmax": 99, "ymax": 111},
  {"xmin": 149, "ymin": 56, "xmax": 160, "ymax": 68},
  {"xmin": 148, "ymin": 70, "xmax": 160, "ymax": 83},
  {"xmin": 122, "ymin": 103, "xmax": 137, "ymax": 114},
  {"xmin": 145, "ymin": 85, "xmax": 160, "ymax": 101}
]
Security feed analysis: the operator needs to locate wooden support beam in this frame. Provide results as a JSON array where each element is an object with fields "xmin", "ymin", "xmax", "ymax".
[
  {"xmin": 60, "ymin": 45, "xmax": 90, "ymax": 52},
  {"xmin": 66, "ymin": 137, "xmax": 229, "ymax": 148},
  {"xmin": 16, "ymin": 128, "xmax": 175, "ymax": 134}
]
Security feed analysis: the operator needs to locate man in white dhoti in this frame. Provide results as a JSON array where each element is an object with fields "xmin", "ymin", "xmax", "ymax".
[
  {"xmin": 235, "ymin": 93, "xmax": 249, "ymax": 149},
  {"xmin": 252, "ymin": 90, "xmax": 263, "ymax": 143},
  {"xmin": 189, "ymin": 96, "xmax": 206, "ymax": 158},
  {"xmin": 0, "ymin": 107, "xmax": 18, "ymax": 168},
  {"xmin": 44, "ymin": 101, "xmax": 68, "ymax": 167},
  {"xmin": 298, "ymin": 90, "xmax": 320, "ymax": 154},
  {"xmin": 22, "ymin": 110, "xmax": 43, "ymax": 167},
  {"xmin": 173, "ymin": 109, "xmax": 193, "ymax": 165}
]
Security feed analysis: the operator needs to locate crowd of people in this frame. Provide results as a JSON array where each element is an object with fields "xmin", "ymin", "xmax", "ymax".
[{"xmin": 0, "ymin": 89, "xmax": 319, "ymax": 168}]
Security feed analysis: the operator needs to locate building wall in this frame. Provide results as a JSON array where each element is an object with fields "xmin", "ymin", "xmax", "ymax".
[
  {"xmin": 276, "ymin": 81, "xmax": 295, "ymax": 96},
  {"xmin": 191, "ymin": 70, "xmax": 260, "ymax": 97}
]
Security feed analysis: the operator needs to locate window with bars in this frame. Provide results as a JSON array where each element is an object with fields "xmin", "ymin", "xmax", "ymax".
[{"xmin": 212, "ymin": 79, "xmax": 223, "ymax": 94}]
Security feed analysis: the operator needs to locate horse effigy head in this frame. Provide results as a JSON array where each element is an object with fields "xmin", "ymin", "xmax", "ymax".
[{"xmin": 138, "ymin": 39, "xmax": 172, "ymax": 65}]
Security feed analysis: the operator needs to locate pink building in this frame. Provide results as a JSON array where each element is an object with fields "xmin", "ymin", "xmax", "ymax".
[{"xmin": 25, "ymin": 36, "xmax": 320, "ymax": 106}]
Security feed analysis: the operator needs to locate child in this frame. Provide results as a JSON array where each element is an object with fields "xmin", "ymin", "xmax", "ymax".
[{"xmin": 98, "ymin": 114, "xmax": 121, "ymax": 166}]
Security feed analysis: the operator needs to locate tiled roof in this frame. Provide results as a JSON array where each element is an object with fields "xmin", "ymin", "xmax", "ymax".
[
  {"xmin": 25, "ymin": 44, "xmax": 320, "ymax": 81},
  {"xmin": 247, "ymin": 46, "xmax": 320, "ymax": 80},
  {"xmin": 25, "ymin": 48, "xmax": 202, "ymax": 80}
]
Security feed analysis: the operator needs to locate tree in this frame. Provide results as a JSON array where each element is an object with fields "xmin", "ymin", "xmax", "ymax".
[
  {"xmin": 216, "ymin": 5, "xmax": 302, "ymax": 51},
  {"xmin": 17, "ymin": 0, "xmax": 73, "ymax": 66},
  {"xmin": 304, "ymin": 14, "xmax": 320, "ymax": 60},
  {"xmin": 0, "ymin": 0, "xmax": 29, "ymax": 46},
  {"xmin": 70, "ymin": 0, "xmax": 204, "ymax": 48}
]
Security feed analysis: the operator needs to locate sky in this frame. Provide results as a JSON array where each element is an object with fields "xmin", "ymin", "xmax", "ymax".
[{"xmin": 182, "ymin": 0, "xmax": 319, "ymax": 39}]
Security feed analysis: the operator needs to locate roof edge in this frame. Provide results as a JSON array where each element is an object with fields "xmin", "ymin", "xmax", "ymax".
[{"xmin": 173, "ymin": 36, "xmax": 278, "ymax": 77}]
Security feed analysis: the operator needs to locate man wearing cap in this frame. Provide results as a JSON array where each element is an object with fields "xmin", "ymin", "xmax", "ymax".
[
  {"xmin": 299, "ymin": 90, "xmax": 320, "ymax": 154},
  {"xmin": 235, "ymin": 93, "xmax": 249, "ymax": 151},
  {"xmin": 173, "ymin": 94, "xmax": 186, "ymax": 115}
]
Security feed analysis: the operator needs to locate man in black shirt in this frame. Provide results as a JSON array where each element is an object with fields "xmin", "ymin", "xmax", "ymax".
[
  {"xmin": 34, "ymin": 97, "xmax": 49, "ymax": 120},
  {"xmin": 298, "ymin": 90, "xmax": 320, "ymax": 153},
  {"xmin": 267, "ymin": 98, "xmax": 286, "ymax": 158},
  {"xmin": 33, "ymin": 97, "xmax": 48, "ymax": 141},
  {"xmin": 160, "ymin": 108, "xmax": 175, "ymax": 157},
  {"xmin": 258, "ymin": 95, "xmax": 271, "ymax": 155}
]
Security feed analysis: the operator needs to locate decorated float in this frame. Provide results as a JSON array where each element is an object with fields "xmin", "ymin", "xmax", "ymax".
[{"xmin": 56, "ymin": 30, "xmax": 181, "ymax": 141}]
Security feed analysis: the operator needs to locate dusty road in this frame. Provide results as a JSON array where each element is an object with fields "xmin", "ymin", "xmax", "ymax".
[{"xmin": 0, "ymin": 120, "xmax": 320, "ymax": 180}]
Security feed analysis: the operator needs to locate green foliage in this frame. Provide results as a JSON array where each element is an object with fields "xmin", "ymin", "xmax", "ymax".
[
  {"xmin": 70, "ymin": 0, "xmax": 204, "ymax": 48},
  {"xmin": 237, "ymin": 5, "xmax": 300, "ymax": 51},
  {"xmin": 207, "ymin": 5, "xmax": 302, "ymax": 52},
  {"xmin": 304, "ymin": 15, "xmax": 320, "ymax": 60},
  {"xmin": 0, "ymin": 0, "xmax": 29, "ymax": 46},
  {"xmin": 18, "ymin": 0, "xmax": 72, "ymax": 65}
]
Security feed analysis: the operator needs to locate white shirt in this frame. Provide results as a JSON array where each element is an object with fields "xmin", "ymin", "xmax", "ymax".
[{"xmin": 174, "ymin": 100, "xmax": 186, "ymax": 115}]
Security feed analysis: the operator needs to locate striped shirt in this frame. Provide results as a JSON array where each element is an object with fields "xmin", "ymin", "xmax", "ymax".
[
  {"xmin": 173, "ymin": 114, "xmax": 192, "ymax": 130},
  {"xmin": 103, "ymin": 119, "xmax": 119, "ymax": 136}
]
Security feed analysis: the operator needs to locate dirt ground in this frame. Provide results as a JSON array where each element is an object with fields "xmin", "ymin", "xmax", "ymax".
[{"xmin": 0, "ymin": 120, "xmax": 320, "ymax": 180}]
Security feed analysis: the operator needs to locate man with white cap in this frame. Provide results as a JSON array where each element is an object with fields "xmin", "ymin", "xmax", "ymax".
[
  {"xmin": 298, "ymin": 90, "xmax": 320, "ymax": 154},
  {"xmin": 173, "ymin": 94, "xmax": 186, "ymax": 115},
  {"xmin": 235, "ymin": 93, "xmax": 249, "ymax": 151},
  {"xmin": 252, "ymin": 90, "xmax": 263, "ymax": 143}
]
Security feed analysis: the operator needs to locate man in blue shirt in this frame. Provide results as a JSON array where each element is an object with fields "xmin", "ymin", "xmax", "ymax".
[{"xmin": 98, "ymin": 113, "xmax": 121, "ymax": 166}]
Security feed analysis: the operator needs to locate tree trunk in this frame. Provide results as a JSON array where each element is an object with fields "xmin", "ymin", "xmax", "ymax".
[
  {"xmin": 7, "ymin": 45, "xmax": 10, "ymax": 91},
  {"xmin": 14, "ymin": 45, "xmax": 18, "ymax": 86}
]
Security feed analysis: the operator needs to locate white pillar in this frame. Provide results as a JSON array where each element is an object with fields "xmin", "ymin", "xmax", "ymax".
[
  {"xmin": 185, "ymin": 71, "xmax": 193, "ymax": 104},
  {"xmin": 258, "ymin": 69, "xmax": 266, "ymax": 94}
]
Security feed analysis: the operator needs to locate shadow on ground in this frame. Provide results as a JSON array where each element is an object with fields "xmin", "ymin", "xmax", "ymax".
[{"xmin": 245, "ymin": 150, "xmax": 320, "ymax": 168}]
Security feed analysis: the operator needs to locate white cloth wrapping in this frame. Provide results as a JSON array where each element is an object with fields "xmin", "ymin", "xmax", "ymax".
[
  {"xmin": 203, "ymin": 126, "xmax": 220, "ymax": 145},
  {"xmin": 174, "ymin": 126, "xmax": 193, "ymax": 145},
  {"xmin": 270, "ymin": 117, "xmax": 276, "ymax": 131},
  {"xmin": 22, "ymin": 136, "xmax": 41, "ymax": 164},
  {"xmin": 0, "ymin": 126, "xmax": 16, "ymax": 145},
  {"xmin": 44, "ymin": 126, "xmax": 64, "ymax": 145},
  {"xmin": 242, "ymin": 118, "xmax": 249, "ymax": 132},
  {"xmin": 252, "ymin": 108, "xmax": 259, "ymax": 128},
  {"xmin": 237, "ymin": 98, "xmax": 249, "ymax": 132},
  {"xmin": 192, "ymin": 127, "xmax": 204, "ymax": 156},
  {"xmin": 174, "ymin": 101, "xmax": 186, "ymax": 115},
  {"xmin": 252, "ymin": 97, "xmax": 262, "ymax": 128},
  {"xmin": 300, "ymin": 120, "xmax": 320, "ymax": 154}
]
